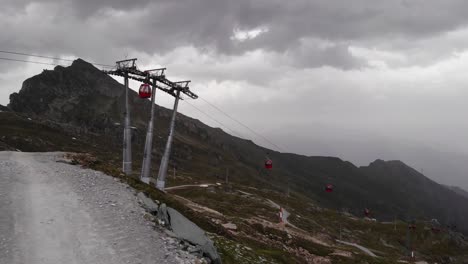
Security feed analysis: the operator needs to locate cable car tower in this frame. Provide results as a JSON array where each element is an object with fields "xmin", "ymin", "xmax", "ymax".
[
  {"xmin": 114, "ymin": 58, "xmax": 137, "ymax": 175},
  {"xmin": 105, "ymin": 58, "xmax": 198, "ymax": 191},
  {"xmin": 139, "ymin": 68, "xmax": 166, "ymax": 184}
]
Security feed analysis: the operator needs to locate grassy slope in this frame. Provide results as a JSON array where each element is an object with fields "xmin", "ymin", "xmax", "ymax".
[{"xmin": 2, "ymin": 111, "xmax": 468, "ymax": 263}]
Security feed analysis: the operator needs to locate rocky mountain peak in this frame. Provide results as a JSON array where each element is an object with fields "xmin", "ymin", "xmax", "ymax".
[{"xmin": 8, "ymin": 59, "xmax": 124, "ymax": 125}]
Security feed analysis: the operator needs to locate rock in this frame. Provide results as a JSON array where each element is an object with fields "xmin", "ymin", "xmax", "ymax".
[
  {"xmin": 137, "ymin": 192, "xmax": 159, "ymax": 213},
  {"xmin": 0, "ymin": 104, "xmax": 10, "ymax": 112},
  {"xmin": 221, "ymin": 222, "xmax": 237, "ymax": 230},
  {"xmin": 167, "ymin": 207, "xmax": 222, "ymax": 264},
  {"xmin": 143, "ymin": 213, "xmax": 154, "ymax": 221},
  {"xmin": 211, "ymin": 218, "xmax": 222, "ymax": 225},
  {"xmin": 157, "ymin": 203, "xmax": 170, "ymax": 226},
  {"xmin": 164, "ymin": 229, "xmax": 177, "ymax": 238},
  {"xmin": 188, "ymin": 245, "xmax": 202, "ymax": 254}
]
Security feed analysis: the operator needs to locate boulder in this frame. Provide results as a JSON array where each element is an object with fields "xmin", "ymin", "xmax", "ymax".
[
  {"xmin": 221, "ymin": 222, "xmax": 237, "ymax": 230},
  {"xmin": 166, "ymin": 207, "xmax": 222, "ymax": 264},
  {"xmin": 0, "ymin": 104, "xmax": 10, "ymax": 112},
  {"xmin": 137, "ymin": 192, "xmax": 159, "ymax": 213},
  {"xmin": 157, "ymin": 203, "xmax": 170, "ymax": 226}
]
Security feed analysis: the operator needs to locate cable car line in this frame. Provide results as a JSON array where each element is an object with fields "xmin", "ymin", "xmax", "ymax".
[
  {"xmin": 1, "ymin": 52, "xmax": 284, "ymax": 155},
  {"xmin": 0, "ymin": 50, "xmax": 114, "ymax": 68},
  {"xmin": 182, "ymin": 100, "xmax": 246, "ymax": 139},
  {"xmin": 0, "ymin": 55, "xmax": 252, "ymax": 141},
  {"xmin": 1, "ymin": 53, "xmax": 293, "ymax": 196},
  {"xmin": 0, "ymin": 56, "xmax": 112, "ymax": 71},
  {"xmin": 0, "ymin": 57, "xmax": 62, "ymax": 66},
  {"xmin": 198, "ymin": 97, "xmax": 285, "ymax": 152},
  {"xmin": 0, "ymin": 50, "xmax": 286, "ymax": 154}
]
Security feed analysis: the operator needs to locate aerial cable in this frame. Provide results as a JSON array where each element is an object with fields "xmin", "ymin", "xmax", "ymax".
[
  {"xmin": 198, "ymin": 97, "xmax": 285, "ymax": 152},
  {"xmin": 182, "ymin": 100, "xmax": 246, "ymax": 139},
  {"xmin": 0, "ymin": 57, "xmax": 61, "ymax": 66},
  {"xmin": 0, "ymin": 50, "xmax": 114, "ymax": 68}
]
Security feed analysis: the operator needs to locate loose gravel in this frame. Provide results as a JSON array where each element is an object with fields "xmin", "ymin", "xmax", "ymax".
[{"xmin": 0, "ymin": 151, "xmax": 206, "ymax": 264}]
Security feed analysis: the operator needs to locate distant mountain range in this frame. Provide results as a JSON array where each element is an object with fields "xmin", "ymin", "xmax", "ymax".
[{"xmin": 3, "ymin": 58, "xmax": 468, "ymax": 233}]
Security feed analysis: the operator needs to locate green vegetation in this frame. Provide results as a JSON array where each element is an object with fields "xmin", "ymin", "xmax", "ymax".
[
  {"xmin": 210, "ymin": 234, "xmax": 288, "ymax": 264},
  {"xmin": 2, "ymin": 110, "xmax": 468, "ymax": 263}
]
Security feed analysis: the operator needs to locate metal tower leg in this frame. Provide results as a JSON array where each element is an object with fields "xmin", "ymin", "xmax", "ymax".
[
  {"xmin": 156, "ymin": 90, "xmax": 181, "ymax": 191},
  {"xmin": 123, "ymin": 73, "xmax": 132, "ymax": 175},
  {"xmin": 140, "ymin": 81, "xmax": 157, "ymax": 183}
]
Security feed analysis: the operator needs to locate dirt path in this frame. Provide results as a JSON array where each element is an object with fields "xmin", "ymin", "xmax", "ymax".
[
  {"xmin": 165, "ymin": 184, "xmax": 216, "ymax": 191},
  {"xmin": 266, "ymin": 199, "xmax": 295, "ymax": 227},
  {"xmin": 336, "ymin": 240, "xmax": 377, "ymax": 257},
  {"xmin": 0, "ymin": 152, "xmax": 198, "ymax": 264}
]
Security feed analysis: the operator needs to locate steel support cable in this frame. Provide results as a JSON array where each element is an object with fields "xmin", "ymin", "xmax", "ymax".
[
  {"xmin": 0, "ymin": 57, "xmax": 61, "ymax": 66},
  {"xmin": 198, "ymin": 97, "xmax": 285, "ymax": 152},
  {"xmin": 181, "ymin": 100, "xmax": 246, "ymax": 139},
  {"xmin": 0, "ymin": 50, "xmax": 114, "ymax": 68}
]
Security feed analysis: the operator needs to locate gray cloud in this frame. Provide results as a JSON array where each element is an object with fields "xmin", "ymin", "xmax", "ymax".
[{"xmin": 4, "ymin": 0, "xmax": 468, "ymax": 68}]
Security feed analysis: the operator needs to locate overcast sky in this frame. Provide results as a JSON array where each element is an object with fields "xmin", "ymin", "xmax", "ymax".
[{"xmin": 2, "ymin": 0, "xmax": 468, "ymax": 188}]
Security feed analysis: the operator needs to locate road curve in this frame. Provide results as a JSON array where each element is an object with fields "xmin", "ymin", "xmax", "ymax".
[
  {"xmin": 165, "ymin": 184, "xmax": 216, "ymax": 191},
  {"xmin": 266, "ymin": 199, "xmax": 293, "ymax": 226},
  {"xmin": 0, "ymin": 152, "xmax": 196, "ymax": 264},
  {"xmin": 336, "ymin": 240, "xmax": 377, "ymax": 257}
]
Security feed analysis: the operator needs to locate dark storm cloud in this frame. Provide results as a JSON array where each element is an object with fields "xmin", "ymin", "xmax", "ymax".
[
  {"xmin": 117, "ymin": 0, "xmax": 468, "ymax": 56},
  {"xmin": 3, "ymin": 0, "xmax": 468, "ymax": 69}
]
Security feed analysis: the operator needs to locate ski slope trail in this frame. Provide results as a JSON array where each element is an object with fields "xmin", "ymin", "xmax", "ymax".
[{"xmin": 0, "ymin": 152, "xmax": 196, "ymax": 264}]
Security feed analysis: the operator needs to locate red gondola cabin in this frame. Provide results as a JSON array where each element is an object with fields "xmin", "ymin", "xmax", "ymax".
[
  {"xmin": 139, "ymin": 83, "xmax": 152, "ymax": 99},
  {"xmin": 364, "ymin": 208, "xmax": 370, "ymax": 217},
  {"xmin": 325, "ymin": 184, "xmax": 333, "ymax": 192},
  {"xmin": 265, "ymin": 159, "xmax": 273, "ymax": 169}
]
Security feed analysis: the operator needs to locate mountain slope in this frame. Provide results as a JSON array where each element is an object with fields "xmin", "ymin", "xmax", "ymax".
[
  {"xmin": 5, "ymin": 58, "xmax": 468, "ymax": 234},
  {"xmin": 360, "ymin": 160, "xmax": 468, "ymax": 225},
  {"xmin": 446, "ymin": 185, "xmax": 468, "ymax": 199}
]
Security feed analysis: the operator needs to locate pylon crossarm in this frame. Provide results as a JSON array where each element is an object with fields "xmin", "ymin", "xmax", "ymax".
[
  {"xmin": 145, "ymin": 68, "xmax": 166, "ymax": 77},
  {"xmin": 103, "ymin": 68, "xmax": 195, "ymax": 99},
  {"xmin": 115, "ymin": 58, "xmax": 137, "ymax": 70}
]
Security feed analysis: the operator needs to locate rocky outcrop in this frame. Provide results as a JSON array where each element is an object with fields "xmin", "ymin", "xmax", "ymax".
[
  {"xmin": 166, "ymin": 207, "xmax": 221, "ymax": 264},
  {"xmin": 136, "ymin": 194, "xmax": 221, "ymax": 263},
  {"xmin": 8, "ymin": 59, "xmax": 127, "ymax": 133},
  {"xmin": 0, "ymin": 104, "xmax": 9, "ymax": 112},
  {"xmin": 151, "ymin": 203, "xmax": 222, "ymax": 264},
  {"xmin": 137, "ymin": 192, "xmax": 159, "ymax": 213}
]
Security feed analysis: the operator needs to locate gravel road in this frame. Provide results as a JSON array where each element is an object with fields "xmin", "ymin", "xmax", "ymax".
[{"xmin": 0, "ymin": 152, "xmax": 202, "ymax": 264}]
